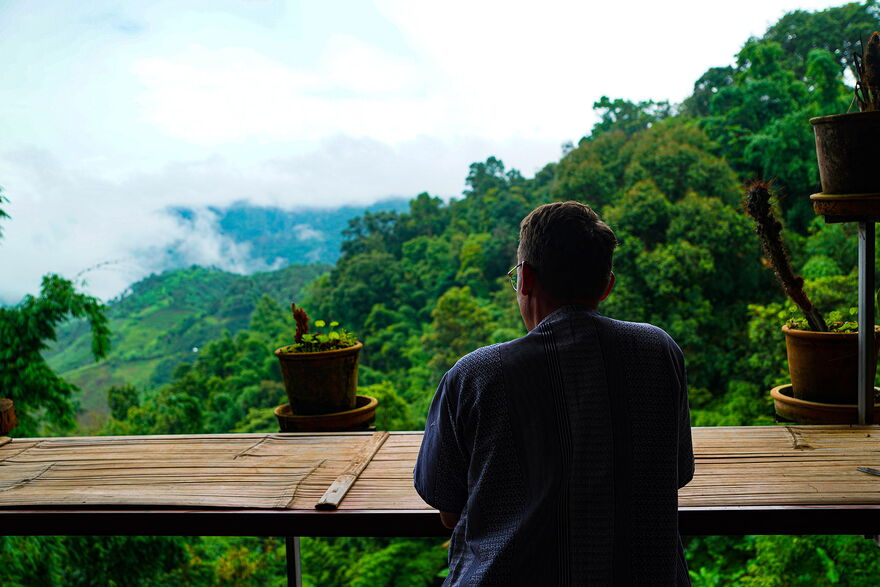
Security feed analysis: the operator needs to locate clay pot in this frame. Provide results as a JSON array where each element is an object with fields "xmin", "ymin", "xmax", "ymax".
[
  {"xmin": 783, "ymin": 325, "xmax": 880, "ymax": 404},
  {"xmin": 275, "ymin": 395, "xmax": 377, "ymax": 432},
  {"xmin": 275, "ymin": 342, "xmax": 362, "ymax": 415},
  {"xmin": 771, "ymin": 384, "xmax": 880, "ymax": 424},
  {"xmin": 811, "ymin": 111, "xmax": 880, "ymax": 195}
]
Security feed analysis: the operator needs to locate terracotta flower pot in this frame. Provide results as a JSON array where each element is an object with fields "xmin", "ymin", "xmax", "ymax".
[
  {"xmin": 782, "ymin": 325, "xmax": 880, "ymax": 404},
  {"xmin": 275, "ymin": 342, "xmax": 362, "ymax": 415},
  {"xmin": 274, "ymin": 395, "xmax": 377, "ymax": 432},
  {"xmin": 811, "ymin": 111, "xmax": 880, "ymax": 195},
  {"xmin": 771, "ymin": 384, "xmax": 880, "ymax": 424}
]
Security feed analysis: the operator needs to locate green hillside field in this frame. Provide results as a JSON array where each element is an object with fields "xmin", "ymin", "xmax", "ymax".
[{"xmin": 44, "ymin": 263, "xmax": 328, "ymax": 432}]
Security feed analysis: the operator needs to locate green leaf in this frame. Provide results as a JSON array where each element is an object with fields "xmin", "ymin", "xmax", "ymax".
[
  {"xmin": 330, "ymin": 321, "xmax": 339, "ymax": 327},
  {"xmin": 317, "ymin": 334, "xmax": 329, "ymax": 344},
  {"xmin": 314, "ymin": 320, "xmax": 326, "ymax": 328},
  {"xmin": 329, "ymin": 331, "xmax": 340, "ymax": 340}
]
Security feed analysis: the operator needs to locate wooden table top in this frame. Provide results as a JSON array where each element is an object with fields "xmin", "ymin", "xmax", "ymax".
[{"xmin": 3, "ymin": 426, "xmax": 880, "ymax": 536}]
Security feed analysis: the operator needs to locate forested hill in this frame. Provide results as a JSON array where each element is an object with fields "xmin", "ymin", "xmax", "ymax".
[{"xmin": 44, "ymin": 263, "xmax": 327, "ymax": 431}]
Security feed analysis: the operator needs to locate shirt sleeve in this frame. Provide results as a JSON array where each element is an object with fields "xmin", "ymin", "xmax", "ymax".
[
  {"xmin": 413, "ymin": 371, "xmax": 469, "ymax": 514},
  {"xmin": 671, "ymin": 341, "xmax": 695, "ymax": 488}
]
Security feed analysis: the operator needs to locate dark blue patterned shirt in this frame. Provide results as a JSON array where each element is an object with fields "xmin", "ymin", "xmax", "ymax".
[{"xmin": 414, "ymin": 306, "xmax": 694, "ymax": 585}]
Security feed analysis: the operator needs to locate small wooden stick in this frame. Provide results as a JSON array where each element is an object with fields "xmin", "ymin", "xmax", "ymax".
[{"xmin": 315, "ymin": 431, "xmax": 389, "ymax": 510}]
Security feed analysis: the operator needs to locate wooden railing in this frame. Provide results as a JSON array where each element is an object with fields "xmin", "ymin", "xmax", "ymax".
[{"xmin": 4, "ymin": 426, "xmax": 880, "ymax": 582}]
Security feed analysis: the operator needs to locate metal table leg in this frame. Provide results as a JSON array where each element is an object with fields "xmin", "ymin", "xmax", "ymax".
[
  {"xmin": 858, "ymin": 221, "xmax": 875, "ymax": 425},
  {"xmin": 286, "ymin": 536, "xmax": 303, "ymax": 587}
]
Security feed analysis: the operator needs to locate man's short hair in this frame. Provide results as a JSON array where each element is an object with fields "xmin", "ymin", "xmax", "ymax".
[{"xmin": 518, "ymin": 201, "xmax": 618, "ymax": 302}]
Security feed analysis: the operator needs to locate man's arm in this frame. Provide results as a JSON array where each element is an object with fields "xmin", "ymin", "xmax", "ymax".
[
  {"xmin": 414, "ymin": 373, "xmax": 468, "ymax": 523},
  {"xmin": 673, "ymin": 342, "xmax": 694, "ymax": 488}
]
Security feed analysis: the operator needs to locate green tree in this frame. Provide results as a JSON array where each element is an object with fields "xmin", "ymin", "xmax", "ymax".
[
  {"xmin": 0, "ymin": 186, "xmax": 110, "ymax": 436},
  {"xmin": 591, "ymin": 96, "xmax": 673, "ymax": 138},
  {"xmin": 681, "ymin": 66, "xmax": 735, "ymax": 118},
  {"xmin": 763, "ymin": 1, "xmax": 880, "ymax": 78},
  {"xmin": 422, "ymin": 286, "xmax": 494, "ymax": 378},
  {"xmin": 0, "ymin": 274, "xmax": 110, "ymax": 435},
  {"xmin": 107, "ymin": 383, "xmax": 139, "ymax": 420}
]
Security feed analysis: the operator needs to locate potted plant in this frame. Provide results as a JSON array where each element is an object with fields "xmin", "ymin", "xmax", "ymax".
[
  {"xmin": 275, "ymin": 304, "xmax": 362, "ymax": 415},
  {"xmin": 810, "ymin": 31, "xmax": 880, "ymax": 195},
  {"xmin": 746, "ymin": 181, "xmax": 880, "ymax": 407}
]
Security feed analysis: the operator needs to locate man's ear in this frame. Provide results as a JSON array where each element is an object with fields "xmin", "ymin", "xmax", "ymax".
[
  {"xmin": 519, "ymin": 262, "xmax": 536, "ymax": 295},
  {"xmin": 599, "ymin": 272, "xmax": 615, "ymax": 303}
]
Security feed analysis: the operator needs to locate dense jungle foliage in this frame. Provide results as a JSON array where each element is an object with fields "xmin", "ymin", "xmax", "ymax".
[{"xmin": 5, "ymin": 2, "xmax": 880, "ymax": 585}]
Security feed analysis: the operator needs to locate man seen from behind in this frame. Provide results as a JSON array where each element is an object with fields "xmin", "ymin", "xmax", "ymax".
[{"xmin": 414, "ymin": 200, "xmax": 694, "ymax": 585}]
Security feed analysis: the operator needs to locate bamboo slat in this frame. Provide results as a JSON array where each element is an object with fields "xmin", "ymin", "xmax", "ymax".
[
  {"xmin": 315, "ymin": 431, "xmax": 389, "ymax": 510},
  {"xmin": 2, "ymin": 426, "xmax": 880, "ymax": 513},
  {"xmin": 0, "ymin": 434, "xmax": 370, "ymax": 508}
]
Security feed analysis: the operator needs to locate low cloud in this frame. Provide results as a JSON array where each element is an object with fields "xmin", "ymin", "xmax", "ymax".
[
  {"xmin": 0, "ymin": 134, "xmax": 560, "ymax": 305},
  {"xmin": 293, "ymin": 224, "xmax": 324, "ymax": 242},
  {"xmin": 147, "ymin": 206, "xmax": 282, "ymax": 275}
]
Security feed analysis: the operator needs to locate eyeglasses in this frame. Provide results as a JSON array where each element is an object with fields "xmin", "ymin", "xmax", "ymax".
[{"xmin": 507, "ymin": 261, "xmax": 524, "ymax": 291}]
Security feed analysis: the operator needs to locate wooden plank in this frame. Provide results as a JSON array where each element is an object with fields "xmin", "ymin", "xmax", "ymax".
[
  {"xmin": 5, "ymin": 425, "xmax": 880, "ymax": 518},
  {"xmin": 0, "ymin": 437, "xmax": 10, "ymax": 448},
  {"xmin": 315, "ymin": 431, "xmax": 390, "ymax": 510}
]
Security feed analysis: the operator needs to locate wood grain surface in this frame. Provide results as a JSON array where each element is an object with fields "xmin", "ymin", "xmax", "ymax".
[{"xmin": 2, "ymin": 426, "xmax": 880, "ymax": 512}]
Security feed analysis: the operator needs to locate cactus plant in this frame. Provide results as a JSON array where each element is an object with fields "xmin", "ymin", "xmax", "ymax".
[{"xmin": 744, "ymin": 181, "xmax": 827, "ymax": 332}]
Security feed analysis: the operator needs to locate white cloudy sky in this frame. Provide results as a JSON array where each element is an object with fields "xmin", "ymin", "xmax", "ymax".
[{"xmin": 0, "ymin": 0, "xmax": 841, "ymax": 303}]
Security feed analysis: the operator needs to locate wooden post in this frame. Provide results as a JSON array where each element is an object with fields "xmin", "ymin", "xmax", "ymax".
[{"xmin": 0, "ymin": 398, "xmax": 17, "ymax": 435}]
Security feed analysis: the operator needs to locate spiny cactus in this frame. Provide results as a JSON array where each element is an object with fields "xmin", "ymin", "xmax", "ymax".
[
  {"xmin": 744, "ymin": 181, "xmax": 828, "ymax": 332},
  {"xmin": 854, "ymin": 31, "xmax": 880, "ymax": 112}
]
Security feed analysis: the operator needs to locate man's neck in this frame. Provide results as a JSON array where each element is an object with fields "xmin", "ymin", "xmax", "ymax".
[{"xmin": 526, "ymin": 298, "xmax": 597, "ymax": 331}]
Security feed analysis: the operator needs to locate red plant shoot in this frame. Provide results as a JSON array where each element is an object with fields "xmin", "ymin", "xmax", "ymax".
[{"xmin": 292, "ymin": 303, "xmax": 309, "ymax": 343}]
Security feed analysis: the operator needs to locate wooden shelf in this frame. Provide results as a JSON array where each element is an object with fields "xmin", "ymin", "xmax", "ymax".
[{"xmin": 811, "ymin": 193, "xmax": 880, "ymax": 223}]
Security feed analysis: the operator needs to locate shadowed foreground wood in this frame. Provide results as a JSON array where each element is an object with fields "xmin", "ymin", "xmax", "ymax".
[{"xmin": 3, "ymin": 426, "xmax": 880, "ymax": 536}]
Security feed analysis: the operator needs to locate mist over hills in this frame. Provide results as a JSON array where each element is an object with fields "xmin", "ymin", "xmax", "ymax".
[
  {"xmin": 166, "ymin": 197, "xmax": 410, "ymax": 268},
  {"xmin": 0, "ymin": 197, "xmax": 410, "ymax": 306}
]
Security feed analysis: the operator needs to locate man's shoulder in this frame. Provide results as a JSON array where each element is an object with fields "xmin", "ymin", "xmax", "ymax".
[
  {"xmin": 594, "ymin": 314, "xmax": 680, "ymax": 353},
  {"xmin": 448, "ymin": 342, "xmax": 505, "ymax": 379},
  {"xmin": 451, "ymin": 333, "xmax": 546, "ymax": 370}
]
